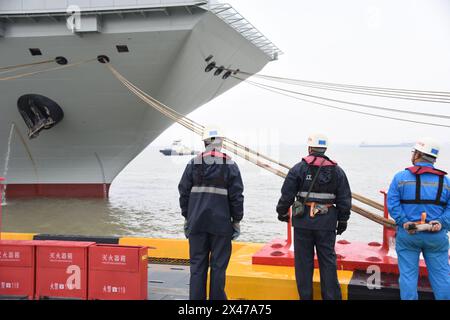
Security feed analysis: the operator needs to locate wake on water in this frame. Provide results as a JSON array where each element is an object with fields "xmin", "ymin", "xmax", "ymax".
[{"xmin": 1, "ymin": 123, "xmax": 15, "ymax": 206}]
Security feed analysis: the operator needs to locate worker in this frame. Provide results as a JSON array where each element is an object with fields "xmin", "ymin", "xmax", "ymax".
[
  {"xmin": 387, "ymin": 138, "xmax": 450, "ymax": 300},
  {"xmin": 178, "ymin": 126, "xmax": 244, "ymax": 300},
  {"xmin": 276, "ymin": 133, "xmax": 352, "ymax": 300}
]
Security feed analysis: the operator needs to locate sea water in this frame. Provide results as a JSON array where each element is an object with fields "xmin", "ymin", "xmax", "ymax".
[{"xmin": 2, "ymin": 144, "xmax": 450, "ymax": 244}]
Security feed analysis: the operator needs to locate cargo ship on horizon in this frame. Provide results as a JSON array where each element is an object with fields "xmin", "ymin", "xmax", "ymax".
[{"xmin": 359, "ymin": 142, "xmax": 415, "ymax": 148}]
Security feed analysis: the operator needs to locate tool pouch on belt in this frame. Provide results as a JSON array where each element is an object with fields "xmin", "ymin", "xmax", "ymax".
[
  {"xmin": 315, "ymin": 204, "xmax": 329, "ymax": 215},
  {"xmin": 292, "ymin": 200, "xmax": 305, "ymax": 217}
]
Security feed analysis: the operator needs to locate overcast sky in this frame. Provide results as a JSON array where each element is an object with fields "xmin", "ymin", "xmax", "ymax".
[{"xmin": 152, "ymin": 0, "xmax": 450, "ymax": 148}]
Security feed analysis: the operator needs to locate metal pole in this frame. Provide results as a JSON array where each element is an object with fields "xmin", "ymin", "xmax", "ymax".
[
  {"xmin": 285, "ymin": 208, "xmax": 292, "ymax": 249},
  {"xmin": 380, "ymin": 190, "xmax": 396, "ymax": 251}
]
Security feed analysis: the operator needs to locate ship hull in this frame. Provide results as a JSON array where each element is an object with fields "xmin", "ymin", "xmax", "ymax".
[{"xmin": 0, "ymin": 4, "xmax": 273, "ymax": 197}]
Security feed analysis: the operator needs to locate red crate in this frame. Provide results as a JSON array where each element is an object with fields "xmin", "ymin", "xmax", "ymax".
[
  {"xmin": 0, "ymin": 240, "xmax": 36, "ymax": 299},
  {"xmin": 35, "ymin": 241, "xmax": 95, "ymax": 300},
  {"xmin": 88, "ymin": 244, "xmax": 148, "ymax": 300}
]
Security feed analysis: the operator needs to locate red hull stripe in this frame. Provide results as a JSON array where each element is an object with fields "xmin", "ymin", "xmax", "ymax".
[{"xmin": 5, "ymin": 184, "xmax": 110, "ymax": 198}]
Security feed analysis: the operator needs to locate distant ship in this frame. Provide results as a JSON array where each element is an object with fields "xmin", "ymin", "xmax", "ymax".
[
  {"xmin": 359, "ymin": 142, "xmax": 414, "ymax": 148},
  {"xmin": 159, "ymin": 140, "xmax": 200, "ymax": 156}
]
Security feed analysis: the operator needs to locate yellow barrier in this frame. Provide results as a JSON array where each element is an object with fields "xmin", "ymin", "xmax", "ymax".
[
  {"xmin": 119, "ymin": 237, "xmax": 254, "ymax": 260},
  {"xmin": 0, "ymin": 232, "xmax": 36, "ymax": 240},
  {"xmin": 225, "ymin": 244, "xmax": 353, "ymax": 300}
]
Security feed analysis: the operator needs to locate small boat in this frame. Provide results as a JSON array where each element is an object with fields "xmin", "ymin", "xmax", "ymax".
[{"xmin": 159, "ymin": 140, "xmax": 199, "ymax": 156}]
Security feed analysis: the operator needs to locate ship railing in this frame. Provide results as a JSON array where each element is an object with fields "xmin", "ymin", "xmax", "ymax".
[
  {"xmin": 0, "ymin": 2, "xmax": 208, "ymax": 20},
  {"xmin": 204, "ymin": 3, "xmax": 283, "ymax": 61}
]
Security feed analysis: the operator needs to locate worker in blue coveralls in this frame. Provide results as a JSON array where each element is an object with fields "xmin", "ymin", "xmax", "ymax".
[
  {"xmin": 387, "ymin": 138, "xmax": 450, "ymax": 300},
  {"xmin": 276, "ymin": 133, "xmax": 352, "ymax": 300},
  {"xmin": 178, "ymin": 126, "xmax": 244, "ymax": 300}
]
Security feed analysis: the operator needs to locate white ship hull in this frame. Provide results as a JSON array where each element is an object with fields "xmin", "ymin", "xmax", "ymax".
[{"xmin": 0, "ymin": 1, "xmax": 279, "ymax": 197}]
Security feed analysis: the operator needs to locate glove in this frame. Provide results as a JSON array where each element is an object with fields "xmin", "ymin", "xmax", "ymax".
[
  {"xmin": 403, "ymin": 222, "xmax": 417, "ymax": 235},
  {"xmin": 183, "ymin": 220, "xmax": 189, "ymax": 239},
  {"xmin": 429, "ymin": 221, "xmax": 442, "ymax": 233},
  {"xmin": 336, "ymin": 221, "xmax": 347, "ymax": 235},
  {"xmin": 232, "ymin": 222, "xmax": 241, "ymax": 240},
  {"xmin": 278, "ymin": 213, "xmax": 290, "ymax": 223}
]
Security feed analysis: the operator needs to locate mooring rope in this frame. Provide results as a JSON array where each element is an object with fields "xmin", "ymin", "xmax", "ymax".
[
  {"xmin": 107, "ymin": 64, "xmax": 293, "ymax": 170},
  {"xmin": 232, "ymin": 69, "xmax": 450, "ymax": 101},
  {"xmin": 106, "ymin": 63, "xmax": 395, "ymax": 228},
  {"xmin": 0, "ymin": 58, "xmax": 97, "ymax": 81},
  {"xmin": 0, "ymin": 59, "xmax": 55, "ymax": 72},
  {"xmin": 234, "ymin": 77, "xmax": 450, "ymax": 120},
  {"xmin": 255, "ymin": 79, "xmax": 450, "ymax": 104},
  {"xmin": 0, "ymin": 56, "xmax": 396, "ymax": 228},
  {"xmin": 238, "ymin": 78, "xmax": 450, "ymax": 129}
]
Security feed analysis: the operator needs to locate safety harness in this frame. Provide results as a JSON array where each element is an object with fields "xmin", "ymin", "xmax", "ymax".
[
  {"xmin": 296, "ymin": 155, "xmax": 338, "ymax": 203},
  {"xmin": 295, "ymin": 155, "xmax": 338, "ymax": 218},
  {"xmin": 192, "ymin": 151, "xmax": 230, "ymax": 196},
  {"xmin": 400, "ymin": 166, "xmax": 448, "ymax": 207}
]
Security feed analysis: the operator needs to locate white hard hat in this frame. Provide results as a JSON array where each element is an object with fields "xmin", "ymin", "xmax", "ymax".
[
  {"xmin": 202, "ymin": 126, "xmax": 224, "ymax": 141},
  {"xmin": 307, "ymin": 133, "xmax": 328, "ymax": 148},
  {"xmin": 413, "ymin": 137, "xmax": 440, "ymax": 158}
]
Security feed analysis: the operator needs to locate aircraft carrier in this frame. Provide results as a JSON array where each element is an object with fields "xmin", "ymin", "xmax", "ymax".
[{"xmin": 0, "ymin": 0, "xmax": 281, "ymax": 198}]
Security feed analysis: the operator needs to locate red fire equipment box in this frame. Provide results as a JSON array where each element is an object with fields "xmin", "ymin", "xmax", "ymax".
[
  {"xmin": 88, "ymin": 244, "xmax": 148, "ymax": 300},
  {"xmin": 35, "ymin": 241, "xmax": 95, "ymax": 300},
  {"xmin": 0, "ymin": 240, "xmax": 36, "ymax": 299}
]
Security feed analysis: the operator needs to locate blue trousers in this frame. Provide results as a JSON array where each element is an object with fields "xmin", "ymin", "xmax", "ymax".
[
  {"xmin": 396, "ymin": 227, "xmax": 450, "ymax": 300},
  {"xmin": 294, "ymin": 228, "xmax": 342, "ymax": 300},
  {"xmin": 188, "ymin": 232, "xmax": 232, "ymax": 300}
]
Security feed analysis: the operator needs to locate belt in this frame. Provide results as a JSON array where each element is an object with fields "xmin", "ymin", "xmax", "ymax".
[{"xmin": 305, "ymin": 202, "xmax": 334, "ymax": 218}]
